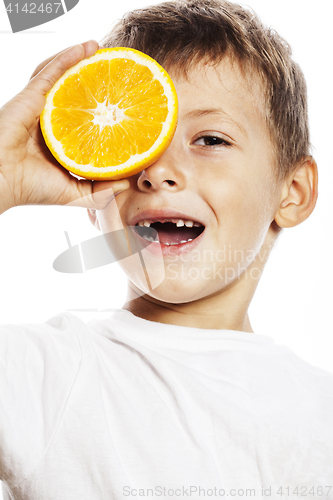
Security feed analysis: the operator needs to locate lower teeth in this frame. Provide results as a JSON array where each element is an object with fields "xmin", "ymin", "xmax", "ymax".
[
  {"xmin": 165, "ymin": 239, "xmax": 193, "ymax": 245},
  {"xmin": 142, "ymin": 235, "xmax": 193, "ymax": 245},
  {"xmin": 142, "ymin": 236, "xmax": 157, "ymax": 242}
]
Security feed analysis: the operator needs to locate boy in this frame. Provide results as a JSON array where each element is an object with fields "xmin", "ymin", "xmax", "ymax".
[{"xmin": 0, "ymin": 0, "xmax": 332, "ymax": 499}]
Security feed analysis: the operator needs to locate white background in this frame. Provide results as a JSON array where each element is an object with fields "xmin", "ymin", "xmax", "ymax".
[{"xmin": 0, "ymin": 4, "xmax": 332, "ymax": 490}]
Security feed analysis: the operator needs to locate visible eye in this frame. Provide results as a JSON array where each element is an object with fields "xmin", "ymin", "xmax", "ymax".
[{"xmin": 193, "ymin": 134, "xmax": 232, "ymax": 148}]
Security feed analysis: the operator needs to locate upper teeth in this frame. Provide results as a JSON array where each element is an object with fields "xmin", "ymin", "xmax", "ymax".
[{"xmin": 138, "ymin": 219, "xmax": 201, "ymax": 227}]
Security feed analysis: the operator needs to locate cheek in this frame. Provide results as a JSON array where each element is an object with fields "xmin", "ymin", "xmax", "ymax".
[
  {"xmin": 98, "ymin": 197, "xmax": 166, "ymax": 297},
  {"xmin": 98, "ymin": 198, "xmax": 126, "ymax": 233},
  {"xmin": 209, "ymin": 174, "xmax": 273, "ymax": 250}
]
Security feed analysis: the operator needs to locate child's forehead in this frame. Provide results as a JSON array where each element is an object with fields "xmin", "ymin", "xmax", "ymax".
[
  {"xmin": 169, "ymin": 55, "xmax": 264, "ymax": 100},
  {"xmin": 168, "ymin": 56, "xmax": 267, "ymax": 121}
]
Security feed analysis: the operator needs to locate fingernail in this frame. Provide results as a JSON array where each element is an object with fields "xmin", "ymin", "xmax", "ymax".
[
  {"xmin": 80, "ymin": 40, "xmax": 99, "ymax": 52},
  {"xmin": 68, "ymin": 43, "xmax": 84, "ymax": 55},
  {"xmin": 80, "ymin": 39, "xmax": 98, "ymax": 45}
]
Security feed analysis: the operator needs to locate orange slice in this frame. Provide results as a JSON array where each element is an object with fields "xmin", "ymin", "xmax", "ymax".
[{"xmin": 40, "ymin": 47, "xmax": 178, "ymax": 180}]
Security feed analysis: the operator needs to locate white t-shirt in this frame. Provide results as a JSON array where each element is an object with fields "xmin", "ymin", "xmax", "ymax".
[{"xmin": 1, "ymin": 309, "xmax": 333, "ymax": 500}]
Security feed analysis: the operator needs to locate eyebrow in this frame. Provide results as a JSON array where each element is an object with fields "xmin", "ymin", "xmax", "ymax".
[{"xmin": 182, "ymin": 108, "xmax": 246, "ymax": 135}]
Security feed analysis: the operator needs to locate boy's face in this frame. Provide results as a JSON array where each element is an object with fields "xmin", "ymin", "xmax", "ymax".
[{"xmin": 92, "ymin": 56, "xmax": 283, "ymax": 304}]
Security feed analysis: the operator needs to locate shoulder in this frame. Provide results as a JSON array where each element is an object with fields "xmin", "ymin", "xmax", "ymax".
[
  {"xmin": 0, "ymin": 311, "xmax": 95, "ymax": 392},
  {"xmin": 0, "ymin": 311, "xmax": 86, "ymax": 359},
  {"xmin": 272, "ymin": 345, "xmax": 333, "ymax": 414},
  {"xmin": 279, "ymin": 345, "xmax": 333, "ymax": 384}
]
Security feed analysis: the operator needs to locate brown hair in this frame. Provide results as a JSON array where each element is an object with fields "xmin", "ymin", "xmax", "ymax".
[{"xmin": 100, "ymin": 0, "xmax": 310, "ymax": 181}]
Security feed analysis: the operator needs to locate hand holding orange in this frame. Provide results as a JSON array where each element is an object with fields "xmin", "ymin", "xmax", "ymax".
[{"xmin": 40, "ymin": 47, "xmax": 178, "ymax": 181}]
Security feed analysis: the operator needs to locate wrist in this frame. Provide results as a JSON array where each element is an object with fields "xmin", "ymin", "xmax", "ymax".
[{"xmin": 0, "ymin": 174, "xmax": 14, "ymax": 215}]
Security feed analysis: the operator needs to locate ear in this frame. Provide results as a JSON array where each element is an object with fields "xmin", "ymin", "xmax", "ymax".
[
  {"xmin": 87, "ymin": 209, "xmax": 101, "ymax": 231},
  {"xmin": 274, "ymin": 156, "xmax": 318, "ymax": 229}
]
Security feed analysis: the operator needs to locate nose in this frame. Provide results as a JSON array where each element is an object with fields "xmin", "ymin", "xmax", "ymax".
[{"xmin": 136, "ymin": 145, "xmax": 186, "ymax": 193}]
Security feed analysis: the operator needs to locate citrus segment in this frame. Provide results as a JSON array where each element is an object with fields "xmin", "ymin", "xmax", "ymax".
[
  {"xmin": 40, "ymin": 47, "xmax": 178, "ymax": 180},
  {"xmin": 51, "ymin": 109, "xmax": 95, "ymax": 141},
  {"xmin": 52, "ymin": 74, "xmax": 96, "ymax": 109},
  {"xmin": 78, "ymin": 60, "xmax": 110, "ymax": 104}
]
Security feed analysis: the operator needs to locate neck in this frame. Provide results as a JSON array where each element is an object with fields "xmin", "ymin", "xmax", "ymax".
[{"xmin": 122, "ymin": 277, "xmax": 255, "ymax": 332}]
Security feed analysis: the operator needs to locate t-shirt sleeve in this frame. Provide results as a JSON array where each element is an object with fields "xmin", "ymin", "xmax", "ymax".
[{"xmin": 0, "ymin": 312, "xmax": 83, "ymax": 486}]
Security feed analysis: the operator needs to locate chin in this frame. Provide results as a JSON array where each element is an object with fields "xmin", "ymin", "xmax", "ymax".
[{"xmin": 130, "ymin": 276, "xmax": 218, "ymax": 305}]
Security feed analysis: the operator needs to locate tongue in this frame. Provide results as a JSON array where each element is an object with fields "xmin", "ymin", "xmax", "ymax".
[{"xmin": 153, "ymin": 223, "xmax": 200, "ymax": 245}]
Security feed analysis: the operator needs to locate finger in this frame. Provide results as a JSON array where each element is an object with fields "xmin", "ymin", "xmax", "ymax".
[
  {"xmin": 29, "ymin": 40, "xmax": 99, "ymax": 81},
  {"xmin": 26, "ymin": 40, "xmax": 99, "ymax": 97},
  {"xmin": 67, "ymin": 179, "xmax": 131, "ymax": 210},
  {"xmin": 29, "ymin": 48, "xmax": 69, "ymax": 81},
  {"xmin": 91, "ymin": 179, "xmax": 131, "ymax": 210}
]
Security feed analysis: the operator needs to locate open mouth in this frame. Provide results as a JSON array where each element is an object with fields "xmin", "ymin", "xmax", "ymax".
[{"xmin": 134, "ymin": 219, "xmax": 205, "ymax": 246}]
